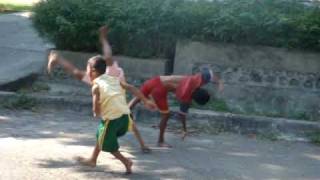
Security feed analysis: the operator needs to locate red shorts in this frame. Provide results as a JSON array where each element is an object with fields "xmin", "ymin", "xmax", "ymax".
[{"xmin": 140, "ymin": 76, "xmax": 169, "ymax": 113}]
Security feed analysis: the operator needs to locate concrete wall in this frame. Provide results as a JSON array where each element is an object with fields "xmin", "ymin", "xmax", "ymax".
[
  {"xmin": 54, "ymin": 50, "xmax": 167, "ymax": 83},
  {"xmin": 174, "ymin": 40, "xmax": 320, "ymax": 120}
]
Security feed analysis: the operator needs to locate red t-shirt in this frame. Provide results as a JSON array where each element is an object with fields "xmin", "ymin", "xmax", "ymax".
[{"xmin": 175, "ymin": 73, "xmax": 204, "ymax": 104}]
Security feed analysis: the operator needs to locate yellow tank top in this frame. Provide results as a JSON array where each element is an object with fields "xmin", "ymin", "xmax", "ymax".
[{"xmin": 93, "ymin": 74, "xmax": 130, "ymax": 121}]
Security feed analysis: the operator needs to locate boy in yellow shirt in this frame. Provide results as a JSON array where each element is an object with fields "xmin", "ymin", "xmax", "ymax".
[
  {"xmin": 48, "ymin": 26, "xmax": 151, "ymax": 153},
  {"xmin": 76, "ymin": 55, "xmax": 156, "ymax": 174}
]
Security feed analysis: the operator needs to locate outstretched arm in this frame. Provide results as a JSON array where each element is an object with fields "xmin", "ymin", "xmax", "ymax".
[
  {"xmin": 120, "ymin": 81, "xmax": 156, "ymax": 110},
  {"xmin": 99, "ymin": 26, "xmax": 113, "ymax": 66},
  {"xmin": 48, "ymin": 52, "xmax": 87, "ymax": 83}
]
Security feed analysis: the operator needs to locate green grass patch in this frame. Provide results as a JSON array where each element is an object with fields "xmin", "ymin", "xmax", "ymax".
[
  {"xmin": 0, "ymin": 93, "xmax": 37, "ymax": 110},
  {"xmin": 0, "ymin": 2, "xmax": 33, "ymax": 13},
  {"xmin": 290, "ymin": 112, "xmax": 312, "ymax": 121},
  {"xmin": 171, "ymin": 98, "xmax": 230, "ymax": 113},
  {"xmin": 257, "ymin": 132, "xmax": 279, "ymax": 141},
  {"xmin": 308, "ymin": 131, "xmax": 320, "ymax": 145},
  {"xmin": 171, "ymin": 97, "xmax": 314, "ymax": 121},
  {"xmin": 192, "ymin": 99, "xmax": 230, "ymax": 112},
  {"xmin": 18, "ymin": 82, "xmax": 50, "ymax": 93},
  {"xmin": 0, "ymin": 4, "xmax": 32, "ymax": 13}
]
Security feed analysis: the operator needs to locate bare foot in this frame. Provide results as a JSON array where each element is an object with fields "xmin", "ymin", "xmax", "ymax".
[
  {"xmin": 141, "ymin": 146, "xmax": 152, "ymax": 154},
  {"xmin": 47, "ymin": 52, "xmax": 59, "ymax": 74},
  {"xmin": 74, "ymin": 156, "xmax": 96, "ymax": 167},
  {"xmin": 157, "ymin": 142, "xmax": 172, "ymax": 148},
  {"xmin": 124, "ymin": 159, "xmax": 133, "ymax": 175}
]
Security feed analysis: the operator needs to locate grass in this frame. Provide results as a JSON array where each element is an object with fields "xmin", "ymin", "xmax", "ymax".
[
  {"xmin": 308, "ymin": 131, "xmax": 320, "ymax": 145},
  {"xmin": 0, "ymin": 93, "xmax": 37, "ymax": 110},
  {"xmin": 257, "ymin": 132, "xmax": 279, "ymax": 142},
  {"xmin": 170, "ymin": 97, "xmax": 315, "ymax": 122},
  {"xmin": 171, "ymin": 98, "xmax": 230, "ymax": 113},
  {"xmin": 0, "ymin": 0, "xmax": 35, "ymax": 13},
  {"xmin": 18, "ymin": 82, "xmax": 50, "ymax": 93},
  {"xmin": 192, "ymin": 99, "xmax": 230, "ymax": 112},
  {"xmin": 0, "ymin": 4, "xmax": 32, "ymax": 12}
]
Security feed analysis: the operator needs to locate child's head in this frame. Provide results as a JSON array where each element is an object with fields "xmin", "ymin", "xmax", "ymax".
[
  {"xmin": 192, "ymin": 88, "xmax": 210, "ymax": 105},
  {"xmin": 87, "ymin": 55, "xmax": 106, "ymax": 81}
]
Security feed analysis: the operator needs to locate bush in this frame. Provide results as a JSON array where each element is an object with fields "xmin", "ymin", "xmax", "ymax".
[{"xmin": 32, "ymin": 0, "xmax": 320, "ymax": 58}]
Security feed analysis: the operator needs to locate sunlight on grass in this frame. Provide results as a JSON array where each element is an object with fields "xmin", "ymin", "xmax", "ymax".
[
  {"xmin": 0, "ymin": 0, "xmax": 38, "ymax": 13},
  {"xmin": 0, "ymin": 0, "xmax": 38, "ymax": 5}
]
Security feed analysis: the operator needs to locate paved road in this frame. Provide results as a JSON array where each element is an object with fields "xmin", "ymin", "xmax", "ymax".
[{"xmin": 1, "ymin": 109, "xmax": 320, "ymax": 180}]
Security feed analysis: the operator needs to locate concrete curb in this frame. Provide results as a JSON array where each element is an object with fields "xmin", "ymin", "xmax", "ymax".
[
  {"xmin": 0, "ymin": 91, "xmax": 91, "ymax": 112},
  {"xmin": 1, "ymin": 91, "xmax": 319, "ymax": 141},
  {"xmin": 134, "ymin": 107, "xmax": 320, "ymax": 142}
]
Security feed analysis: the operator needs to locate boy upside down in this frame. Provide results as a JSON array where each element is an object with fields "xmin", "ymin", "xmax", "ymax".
[{"xmin": 129, "ymin": 68, "xmax": 223, "ymax": 147}]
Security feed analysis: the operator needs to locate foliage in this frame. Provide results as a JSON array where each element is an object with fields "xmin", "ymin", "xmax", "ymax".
[{"xmin": 32, "ymin": 0, "xmax": 320, "ymax": 58}]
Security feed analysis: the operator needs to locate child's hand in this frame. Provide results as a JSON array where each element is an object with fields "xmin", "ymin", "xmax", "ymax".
[
  {"xmin": 99, "ymin": 26, "xmax": 108, "ymax": 37},
  {"xmin": 49, "ymin": 51, "xmax": 59, "ymax": 61},
  {"xmin": 143, "ymin": 100, "xmax": 157, "ymax": 111}
]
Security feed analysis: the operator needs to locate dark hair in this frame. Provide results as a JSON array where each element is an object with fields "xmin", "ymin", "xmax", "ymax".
[
  {"xmin": 92, "ymin": 55, "xmax": 106, "ymax": 75},
  {"xmin": 192, "ymin": 88, "xmax": 210, "ymax": 105}
]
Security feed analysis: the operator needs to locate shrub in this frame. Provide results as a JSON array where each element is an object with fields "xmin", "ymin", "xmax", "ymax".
[{"xmin": 32, "ymin": 0, "xmax": 320, "ymax": 58}]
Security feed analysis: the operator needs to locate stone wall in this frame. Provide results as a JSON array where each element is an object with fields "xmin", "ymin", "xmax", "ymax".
[
  {"xmin": 174, "ymin": 40, "xmax": 320, "ymax": 120},
  {"xmin": 54, "ymin": 50, "xmax": 167, "ymax": 84}
]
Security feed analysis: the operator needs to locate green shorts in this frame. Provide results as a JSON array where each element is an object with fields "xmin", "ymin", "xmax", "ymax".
[{"xmin": 96, "ymin": 114, "xmax": 129, "ymax": 152}]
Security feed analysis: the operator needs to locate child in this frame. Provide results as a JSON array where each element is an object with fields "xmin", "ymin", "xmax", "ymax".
[
  {"xmin": 47, "ymin": 26, "xmax": 124, "ymax": 83},
  {"xmin": 76, "ymin": 56, "xmax": 156, "ymax": 174},
  {"xmin": 47, "ymin": 26, "xmax": 151, "ymax": 153},
  {"xmin": 129, "ymin": 68, "xmax": 224, "ymax": 147}
]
